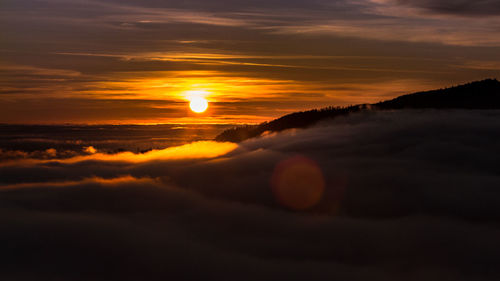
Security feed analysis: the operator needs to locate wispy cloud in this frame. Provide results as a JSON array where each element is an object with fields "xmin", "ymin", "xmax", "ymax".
[{"xmin": 0, "ymin": 64, "xmax": 81, "ymax": 77}]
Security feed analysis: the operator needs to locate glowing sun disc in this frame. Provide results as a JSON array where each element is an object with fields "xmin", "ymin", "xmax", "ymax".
[{"xmin": 189, "ymin": 96, "xmax": 208, "ymax": 113}]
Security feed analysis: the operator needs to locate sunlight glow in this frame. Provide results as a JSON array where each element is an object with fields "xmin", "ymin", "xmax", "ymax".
[
  {"xmin": 45, "ymin": 141, "xmax": 237, "ymax": 164},
  {"xmin": 185, "ymin": 90, "xmax": 209, "ymax": 113},
  {"xmin": 189, "ymin": 96, "xmax": 209, "ymax": 113}
]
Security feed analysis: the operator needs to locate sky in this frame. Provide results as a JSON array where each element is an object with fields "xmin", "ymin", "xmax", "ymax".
[
  {"xmin": 2, "ymin": 109, "xmax": 500, "ymax": 280},
  {"xmin": 1, "ymin": 0, "xmax": 500, "ymax": 124}
]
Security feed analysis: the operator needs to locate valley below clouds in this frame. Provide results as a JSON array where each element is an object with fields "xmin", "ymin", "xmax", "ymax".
[{"xmin": 2, "ymin": 109, "xmax": 500, "ymax": 281}]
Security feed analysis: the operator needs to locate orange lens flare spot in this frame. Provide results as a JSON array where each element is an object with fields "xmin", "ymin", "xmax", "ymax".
[{"xmin": 271, "ymin": 156, "xmax": 325, "ymax": 210}]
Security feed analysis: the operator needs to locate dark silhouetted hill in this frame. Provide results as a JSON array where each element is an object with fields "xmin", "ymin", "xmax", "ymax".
[
  {"xmin": 216, "ymin": 79, "xmax": 500, "ymax": 143},
  {"xmin": 375, "ymin": 79, "xmax": 500, "ymax": 109}
]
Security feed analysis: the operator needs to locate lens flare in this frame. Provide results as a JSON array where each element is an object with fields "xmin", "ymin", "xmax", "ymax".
[{"xmin": 271, "ymin": 156, "xmax": 325, "ymax": 210}]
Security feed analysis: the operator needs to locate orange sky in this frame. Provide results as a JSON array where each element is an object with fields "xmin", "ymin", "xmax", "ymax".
[{"xmin": 1, "ymin": 0, "xmax": 500, "ymax": 124}]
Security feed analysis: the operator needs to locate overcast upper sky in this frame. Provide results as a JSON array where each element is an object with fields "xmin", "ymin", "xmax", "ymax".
[{"xmin": 1, "ymin": 0, "xmax": 500, "ymax": 124}]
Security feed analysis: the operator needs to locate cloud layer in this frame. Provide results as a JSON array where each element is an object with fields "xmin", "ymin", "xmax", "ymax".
[{"xmin": 2, "ymin": 109, "xmax": 500, "ymax": 280}]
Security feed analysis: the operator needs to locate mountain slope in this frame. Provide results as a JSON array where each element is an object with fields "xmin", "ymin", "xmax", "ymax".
[
  {"xmin": 375, "ymin": 79, "xmax": 500, "ymax": 109},
  {"xmin": 216, "ymin": 79, "xmax": 500, "ymax": 143}
]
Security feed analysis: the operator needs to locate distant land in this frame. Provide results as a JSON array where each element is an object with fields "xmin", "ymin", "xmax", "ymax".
[{"xmin": 216, "ymin": 79, "xmax": 500, "ymax": 143}]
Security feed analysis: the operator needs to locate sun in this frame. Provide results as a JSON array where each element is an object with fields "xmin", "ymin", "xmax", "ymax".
[
  {"xmin": 185, "ymin": 90, "xmax": 209, "ymax": 113},
  {"xmin": 189, "ymin": 96, "xmax": 209, "ymax": 113}
]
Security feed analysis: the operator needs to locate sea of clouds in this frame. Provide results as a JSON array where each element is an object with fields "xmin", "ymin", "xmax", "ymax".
[{"xmin": 1, "ymin": 109, "xmax": 500, "ymax": 281}]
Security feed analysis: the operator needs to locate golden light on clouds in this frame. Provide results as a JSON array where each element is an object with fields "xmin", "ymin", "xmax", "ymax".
[
  {"xmin": 2, "ymin": 141, "xmax": 238, "ymax": 166},
  {"xmin": 62, "ymin": 70, "xmax": 325, "ymax": 124},
  {"xmin": 0, "ymin": 63, "xmax": 441, "ymax": 125},
  {"xmin": 68, "ymin": 141, "xmax": 237, "ymax": 163}
]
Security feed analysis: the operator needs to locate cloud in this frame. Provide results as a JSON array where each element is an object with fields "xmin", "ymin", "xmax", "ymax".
[
  {"xmin": 1, "ymin": 109, "xmax": 500, "ymax": 280},
  {"xmin": 390, "ymin": 0, "xmax": 500, "ymax": 16},
  {"xmin": 37, "ymin": 141, "xmax": 237, "ymax": 164}
]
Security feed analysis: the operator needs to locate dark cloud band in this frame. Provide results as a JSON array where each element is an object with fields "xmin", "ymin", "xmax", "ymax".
[{"xmin": 395, "ymin": 0, "xmax": 500, "ymax": 16}]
